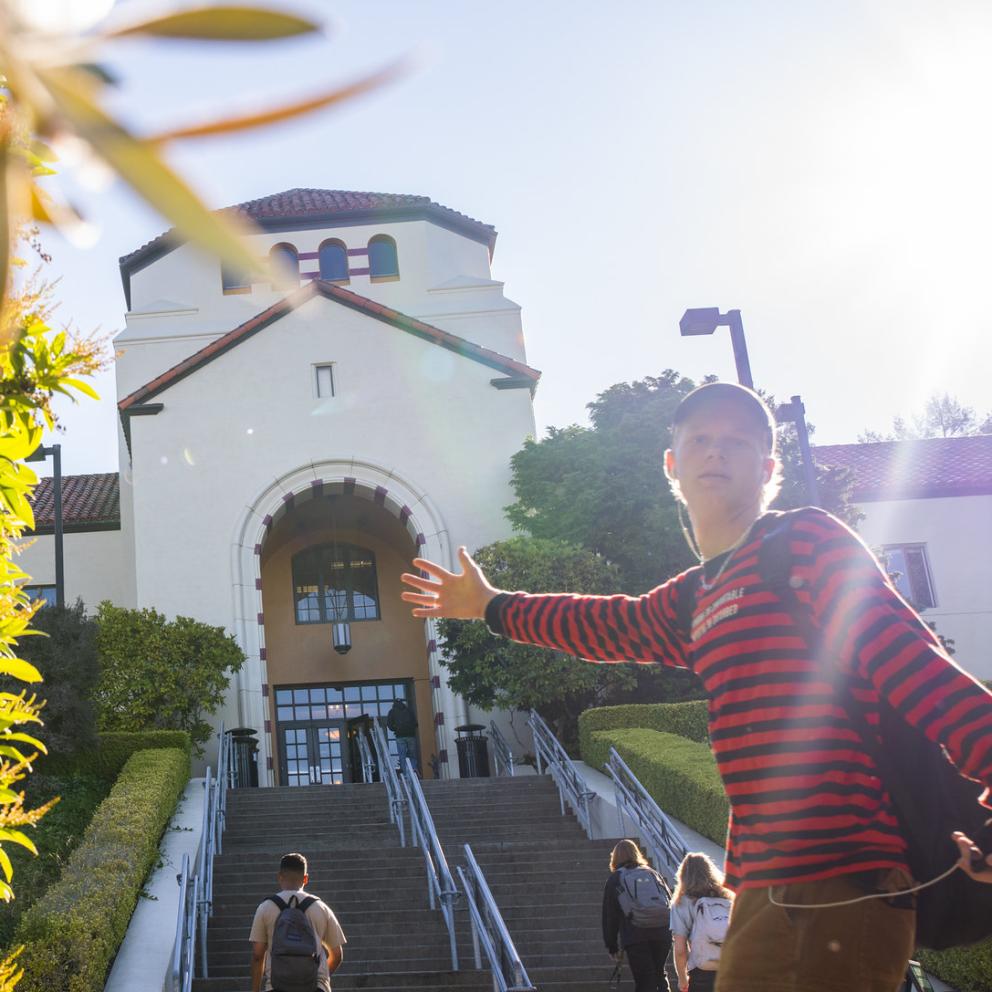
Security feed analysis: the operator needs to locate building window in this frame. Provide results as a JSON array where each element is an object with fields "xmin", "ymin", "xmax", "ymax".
[
  {"xmin": 881, "ymin": 544, "xmax": 936, "ymax": 609},
  {"xmin": 368, "ymin": 235, "xmax": 399, "ymax": 281},
  {"xmin": 292, "ymin": 543, "xmax": 380, "ymax": 624},
  {"xmin": 270, "ymin": 243, "xmax": 300, "ymax": 290},
  {"xmin": 24, "ymin": 585, "xmax": 57, "ymax": 608},
  {"xmin": 221, "ymin": 265, "xmax": 252, "ymax": 295},
  {"xmin": 318, "ymin": 240, "xmax": 349, "ymax": 283},
  {"xmin": 314, "ymin": 364, "xmax": 335, "ymax": 398}
]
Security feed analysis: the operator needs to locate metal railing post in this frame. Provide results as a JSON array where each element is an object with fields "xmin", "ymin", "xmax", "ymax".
[{"xmin": 527, "ymin": 710, "xmax": 597, "ymax": 839}]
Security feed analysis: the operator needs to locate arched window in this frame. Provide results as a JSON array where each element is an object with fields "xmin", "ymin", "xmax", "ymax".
[
  {"xmin": 368, "ymin": 235, "xmax": 399, "ymax": 280},
  {"xmin": 269, "ymin": 243, "xmax": 300, "ymax": 290},
  {"xmin": 292, "ymin": 543, "xmax": 380, "ymax": 624},
  {"xmin": 318, "ymin": 239, "xmax": 349, "ymax": 283}
]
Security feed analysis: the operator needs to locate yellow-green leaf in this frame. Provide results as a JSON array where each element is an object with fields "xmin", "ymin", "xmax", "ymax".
[
  {"xmin": 104, "ymin": 6, "xmax": 321, "ymax": 42},
  {"xmin": 60, "ymin": 377, "xmax": 100, "ymax": 400},
  {"xmin": 150, "ymin": 61, "xmax": 407, "ymax": 143},
  {"xmin": 1, "ymin": 731, "xmax": 45, "ymax": 752},
  {"xmin": 37, "ymin": 67, "xmax": 267, "ymax": 281},
  {"xmin": 0, "ymin": 847, "xmax": 12, "ymax": 884},
  {"xmin": 0, "ymin": 830, "xmax": 37, "ymax": 856},
  {"xmin": 0, "ymin": 659, "xmax": 41, "ymax": 683}
]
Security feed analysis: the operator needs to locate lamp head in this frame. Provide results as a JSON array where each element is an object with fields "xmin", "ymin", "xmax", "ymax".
[{"xmin": 679, "ymin": 307, "xmax": 723, "ymax": 337}]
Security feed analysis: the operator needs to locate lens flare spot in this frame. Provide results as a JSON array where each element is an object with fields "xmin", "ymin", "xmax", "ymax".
[
  {"xmin": 246, "ymin": 428, "xmax": 254, "ymax": 436},
  {"xmin": 160, "ymin": 455, "xmax": 168, "ymax": 465},
  {"xmin": 182, "ymin": 447, "xmax": 196, "ymax": 467}
]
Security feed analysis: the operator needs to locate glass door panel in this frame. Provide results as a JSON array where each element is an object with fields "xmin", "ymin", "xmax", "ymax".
[
  {"xmin": 312, "ymin": 723, "xmax": 347, "ymax": 785},
  {"xmin": 281, "ymin": 726, "xmax": 312, "ymax": 787}
]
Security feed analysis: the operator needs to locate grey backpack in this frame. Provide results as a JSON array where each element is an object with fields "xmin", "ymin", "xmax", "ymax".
[
  {"xmin": 617, "ymin": 866, "xmax": 671, "ymax": 928},
  {"xmin": 267, "ymin": 894, "xmax": 320, "ymax": 992}
]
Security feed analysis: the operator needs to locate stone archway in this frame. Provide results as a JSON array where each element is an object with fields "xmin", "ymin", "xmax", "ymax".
[{"xmin": 230, "ymin": 460, "xmax": 464, "ymax": 784}]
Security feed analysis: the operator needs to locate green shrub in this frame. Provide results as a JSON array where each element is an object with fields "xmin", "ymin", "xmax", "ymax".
[
  {"xmin": 41, "ymin": 730, "xmax": 191, "ymax": 781},
  {"xmin": 918, "ymin": 941, "xmax": 992, "ymax": 992},
  {"xmin": 589, "ymin": 727, "xmax": 728, "ymax": 844},
  {"xmin": 579, "ymin": 700, "xmax": 709, "ymax": 764},
  {"xmin": 13, "ymin": 747, "xmax": 190, "ymax": 992}
]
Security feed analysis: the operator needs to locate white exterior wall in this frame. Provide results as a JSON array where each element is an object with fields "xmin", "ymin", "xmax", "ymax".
[
  {"xmin": 856, "ymin": 494, "xmax": 992, "ymax": 680},
  {"xmin": 123, "ymin": 292, "xmax": 535, "ymax": 779},
  {"xmin": 17, "ymin": 528, "xmax": 134, "ymax": 609}
]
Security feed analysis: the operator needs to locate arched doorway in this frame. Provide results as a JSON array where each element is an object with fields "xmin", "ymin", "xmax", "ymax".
[{"xmin": 259, "ymin": 489, "xmax": 435, "ymax": 783}]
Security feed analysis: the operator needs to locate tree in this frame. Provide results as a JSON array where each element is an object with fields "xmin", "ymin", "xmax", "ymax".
[
  {"xmin": 94, "ymin": 604, "xmax": 245, "ymax": 753},
  {"xmin": 859, "ymin": 392, "xmax": 992, "ymax": 442},
  {"xmin": 2, "ymin": 601, "xmax": 100, "ymax": 757},
  {"xmin": 438, "ymin": 538, "xmax": 700, "ymax": 752},
  {"xmin": 506, "ymin": 370, "xmax": 860, "ymax": 596}
]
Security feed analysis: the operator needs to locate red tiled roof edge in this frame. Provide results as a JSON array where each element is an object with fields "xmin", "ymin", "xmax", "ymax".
[
  {"xmin": 119, "ymin": 281, "xmax": 541, "ymax": 411},
  {"xmin": 28, "ymin": 472, "xmax": 120, "ymax": 529},
  {"xmin": 814, "ymin": 435, "xmax": 992, "ymax": 500}
]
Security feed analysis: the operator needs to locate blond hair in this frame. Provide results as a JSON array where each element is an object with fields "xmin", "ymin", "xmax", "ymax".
[
  {"xmin": 671, "ymin": 852, "xmax": 732, "ymax": 905},
  {"xmin": 609, "ymin": 839, "xmax": 649, "ymax": 872}
]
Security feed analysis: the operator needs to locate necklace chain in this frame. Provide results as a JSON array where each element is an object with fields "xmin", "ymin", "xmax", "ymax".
[{"xmin": 699, "ymin": 520, "xmax": 757, "ymax": 591}]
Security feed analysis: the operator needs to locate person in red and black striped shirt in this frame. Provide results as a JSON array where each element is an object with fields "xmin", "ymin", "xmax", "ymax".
[{"xmin": 401, "ymin": 382, "xmax": 992, "ymax": 992}]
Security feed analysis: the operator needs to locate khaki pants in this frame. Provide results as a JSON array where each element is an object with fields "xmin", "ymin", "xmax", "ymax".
[{"xmin": 715, "ymin": 869, "xmax": 916, "ymax": 992}]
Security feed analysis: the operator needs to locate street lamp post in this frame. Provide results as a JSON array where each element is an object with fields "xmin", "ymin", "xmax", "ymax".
[
  {"xmin": 777, "ymin": 395, "xmax": 821, "ymax": 507},
  {"xmin": 25, "ymin": 443, "xmax": 64, "ymax": 608},
  {"xmin": 679, "ymin": 307, "xmax": 754, "ymax": 389}
]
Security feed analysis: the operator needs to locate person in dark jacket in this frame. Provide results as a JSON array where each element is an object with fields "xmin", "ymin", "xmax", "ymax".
[
  {"xmin": 602, "ymin": 839, "xmax": 672, "ymax": 992},
  {"xmin": 385, "ymin": 698, "xmax": 418, "ymax": 774}
]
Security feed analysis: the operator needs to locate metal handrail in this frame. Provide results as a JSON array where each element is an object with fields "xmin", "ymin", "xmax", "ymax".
[
  {"xmin": 356, "ymin": 728, "xmax": 376, "ymax": 783},
  {"xmin": 489, "ymin": 721, "xmax": 515, "ymax": 777},
  {"xmin": 167, "ymin": 725, "xmax": 232, "ymax": 991},
  {"xmin": 457, "ymin": 844, "xmax": 535, "ymax": 992},
  {"xmin": 371, "ymin": 719, "xmax": 406, "ymax": 846},
  {"xmin": 607, "ymin": 747, "xmax": 688, "ymax": 877},
  {"xmin": 401, "ymin": 758, "xmax": 460, "ymax": 970},
  {"xmin": 527, "ymin": 710, "xmax": 597, "ymax": 838}
]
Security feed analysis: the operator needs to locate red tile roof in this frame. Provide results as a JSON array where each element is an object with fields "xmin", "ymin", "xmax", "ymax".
[
  {"xmin": 28, "ymin": 472, "xmax": 120, "ymax": 531},
  {"xmin": 814, "ymin": 435, "xmax": 992, "ymax": 500},
  {"xmin": 119, "ymin": 280, "xmax": 541, "ymax": 412},
  {"xmin": 118, "ymin": 187, "xmax": 498, "ymax": 287}
]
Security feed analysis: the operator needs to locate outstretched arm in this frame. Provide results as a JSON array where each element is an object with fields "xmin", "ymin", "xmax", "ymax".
[{"xmin": 400, "ymin": 546, "xmax": 502, "ymax": 619}]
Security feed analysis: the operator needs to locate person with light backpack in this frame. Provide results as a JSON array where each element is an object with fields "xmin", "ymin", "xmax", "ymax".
[
  {"xmin": 602, "ymin": 839, "xmax": 673, "ymax": 992},
  {"xmin": 249, "ymin": 852, "xmax": 346, "ymax": 992},
  {"xmin": 671, "ymin": 853, "xmax": 734, "ymax": 992}
]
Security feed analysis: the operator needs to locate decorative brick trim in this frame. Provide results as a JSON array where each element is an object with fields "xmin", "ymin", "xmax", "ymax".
[
  {"xmin": 374, "ymin": 485, "xmax": 387, "ymax": 505},
  {"xmin": 399, "ymin": 505, "xmax": 412, "ymax": 524},
  {"xmin": 262, "ymin": 683, "xmax": 269, "ymax": 696},
  {"xmin": 298, "ymin": 251, "xmax": 319, "ymax": 261},
  {"xmin": 302, "ymin": 270, "xmax": 320, "ymax": 280},
  {"xmin": 434, "ymin": 711, "xmax": 445, "ymax": 726},
  {"xmin": 259, "ymin": 647, "xmax": 267, "ymax": 661},
  {"xmin": 415, "ymin": 533, "xmax": 426, "ymax": 547},
  {"xmin": 430, "ymin": 675, "xmax": 441, "ymax": 689},
  {"xmin": 438, "ymin": 749, "xmax": 448, "ymax": 764},
  {"xmin": 343, "ymin": 478, "xmax": 356, "ymax": 495},
  {"xmin": 427, "ymin": 639, "xmax": 437, "ymax": 653},
  {"xmin": 257, "ymin": 612, "xmax": 264, "ymax": 625},
  {"xmin": 311, "ymin": 479, "xmax": 323, "ymax": 492},
  {"xmin": 282, "ymin": 492, "xmax": 295, "ymax": 506},
  {"xmin": 264, "ymin": 719, "xmax": 272, "ymax": 733},
  {"xmin": 349, "ymin": 267, "xmax": 371, "ymax": 276},
  {"xmin": 254, "ymin": 543, "xmax": 263, "ymax": 555},
  {"xmin": 267, "ymin": 756, "xmax": 273, "ymax": 770},
  {"xmin": 346, "ymin": 248, "xmax": 369, "ymax": 257},
  {"xmin": 262, "ymin": 514, "xmax": 273, "ymax": 527},
  {"xmin": 255, "ymin": 578, "xmax": 262, "ymax": 590}
]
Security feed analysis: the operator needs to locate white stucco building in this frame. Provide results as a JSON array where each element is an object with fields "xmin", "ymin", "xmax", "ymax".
[
  {"xmin": 815, "ymin": 436, "xmax": 992, "ymax": 680},
  {"xmin": 22, "ymin": 189, "xmax": 540, "ymax": 783}
]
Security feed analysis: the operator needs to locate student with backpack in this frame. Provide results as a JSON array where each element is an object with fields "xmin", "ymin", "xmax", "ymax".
[
  {"xmin": 602, "ymin": 839, "xmax": 673, "ymax": 992},
  {"xmin": 670, "ymin": 853, "xmax": 733, "ymax": 992},
  {"xmin": 386, "ymin": 698, "xmax": 419, "ymax": 774},
  {"xmin": 401, "ymin": 381, "xmax": 992, "ymax": 992},
  {"xmin": 249, "ymin": 852, "xmax": 346, "ymax": 992}
]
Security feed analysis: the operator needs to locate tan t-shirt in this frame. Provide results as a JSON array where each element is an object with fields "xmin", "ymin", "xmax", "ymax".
[{"xmin": 249, "ymin": 889, "xmax": 346, "ymax": 992}]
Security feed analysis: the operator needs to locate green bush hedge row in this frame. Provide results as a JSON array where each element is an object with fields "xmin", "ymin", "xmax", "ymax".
[
  {"xmin": 41, "ymin": 730, "xmax": 191, "ymax": 780},
  {"xmin": 918, "ymin": 941, "xmax": 992, "ymax": 992},
  {"xmin": 588, "ymin": 727, "xmax": 728, "ymax": 845},
  {"xmin": 578, "ymin": 700, "xmax": 709, "ymax": 763},
  {"xmin": 14, "ymin": 747, "xmax": 191, "ymax": 992}
]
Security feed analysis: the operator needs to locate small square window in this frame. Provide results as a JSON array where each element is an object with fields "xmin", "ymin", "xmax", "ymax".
[
  {"xmin": 881, "ymin": 544, "xmax": 936, "ymax": 610},
  {"xmin": 221, "ymin": 266, "xmax": 252, "ymax": 295},
  {"xmin": 314, "ymin": 364, "xmax": 335, "ymax": 399}
]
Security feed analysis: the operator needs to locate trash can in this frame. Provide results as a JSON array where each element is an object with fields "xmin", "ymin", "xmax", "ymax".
[
  {"xmin": 229, "ymin": 727, "xmax": 259, "ymax": 788},
  {"xmin": 454, "ymin": 723, "xmax": 490, "ymax": 778}
]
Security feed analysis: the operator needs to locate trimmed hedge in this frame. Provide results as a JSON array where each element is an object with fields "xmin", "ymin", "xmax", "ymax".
[
  {"xmin": 918, "ymin": 941, "xmax": 992, "ymax": 992},
  {"xmin": 41, "ymin": 730, "xmax": 192, "ymax": 781},
  {"xmin": 13, "ymin": 747, "xmax": 190, "ymax": 992},
  {"xmin": 578, "ymin": 700, "xmax": 709, "ymax": 762},
  {"xmin": 589, "ymin": 727, "xmax": 728, "ymax": 844}
]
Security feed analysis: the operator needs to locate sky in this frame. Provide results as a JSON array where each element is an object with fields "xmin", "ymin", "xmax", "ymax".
[{"xmin": 29, "ymin": 0, "xmax": 992, "ymax": 476}]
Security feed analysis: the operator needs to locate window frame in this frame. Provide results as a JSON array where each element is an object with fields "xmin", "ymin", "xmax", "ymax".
[
  {"xmin": 23, "ymin": 584, "xmax": 57, "ymax": 608},
  {"xmin": 881, "ymin": 543, "xmax": 937, "ymax": 610},
  {"xmin": 317, "ymin": 239, "xmax": 350, "ymax": 284},
  {"xmin": 368, "ymin": 234, "xmax": 400, "ymax": 282},
  {"xmin": 269, "ymin": 242, "xmax": 301, "ymax": 290},
  {"xmin": 292, "ymin": 542, "xmax": 381, "ymax": 625},
  {"xmin": 313, "ymin": 363, "xmax": 336, "ymax": 399},
  {"xmin": 221, "ymin": 265, "xmax": 252, "ymax": 295}
]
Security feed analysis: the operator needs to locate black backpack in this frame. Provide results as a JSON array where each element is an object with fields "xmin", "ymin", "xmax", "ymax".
[
  {"xmin": 388, "ymin": 704, "xmax": 417, "ymax": 738},
  {"xmin": 677, "ymin": 510, "xmax": 992, "ymax": 951},
  {"xmin": 267, "ymin": 894, "xmax": 320, "ymax": 992}
]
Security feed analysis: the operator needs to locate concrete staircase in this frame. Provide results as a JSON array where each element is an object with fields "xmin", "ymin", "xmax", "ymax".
[{"xmin": 191, "ymin": 775, "xmax": 621, "ymax": 991}]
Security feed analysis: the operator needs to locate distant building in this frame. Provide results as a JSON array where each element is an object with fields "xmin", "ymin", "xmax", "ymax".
[
  {"xmin": 22, "ymin": 188, "xmax": 540, "ymax": 783},
  {"xmin": 815, "ymin": 435, "xmax": 992, "ymax": 679}
]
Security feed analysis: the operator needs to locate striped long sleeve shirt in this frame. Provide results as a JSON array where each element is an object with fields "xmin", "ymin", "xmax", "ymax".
[{"xmin": 484, "ymin": 507, "xmax": 992, "ymax": 890}]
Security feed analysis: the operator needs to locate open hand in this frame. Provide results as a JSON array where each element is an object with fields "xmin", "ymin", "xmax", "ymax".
[
  {"xmin": 400, "ymin": 546, "xmax": 499, "ymax": 620},
  {"xmin": 953, "ymin": 831, "xmax": 992, "ymax": 882}
]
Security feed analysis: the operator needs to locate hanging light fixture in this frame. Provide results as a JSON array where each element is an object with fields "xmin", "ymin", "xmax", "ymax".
[{"xmin": 329, "ymin": 497, "xmax": 352, "ymax": 655}]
